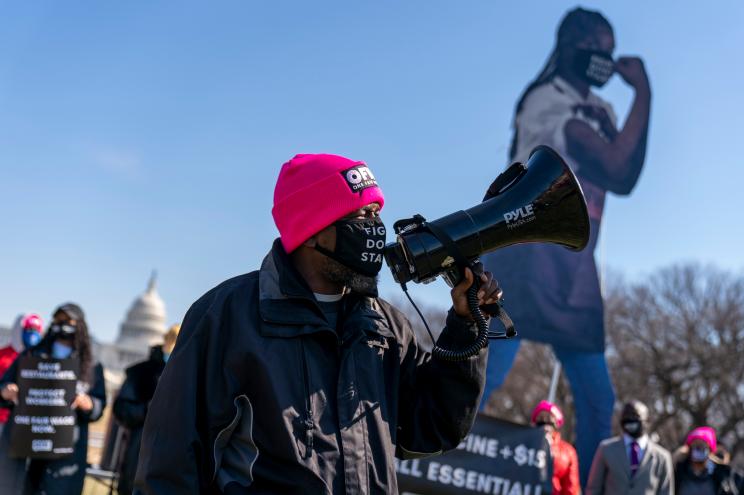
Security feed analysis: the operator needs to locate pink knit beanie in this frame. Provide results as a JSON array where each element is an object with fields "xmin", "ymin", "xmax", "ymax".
[
  {"xmin": 272, "ymin": 154, "xmax": 385, "ymax": 253},
  {"xmin": 531, "ymin": 400, "xmax": 565, "ymax": 428},
  {"xmin": 686, "ymin": 426, "xmax": 717, "ymax": 452}
]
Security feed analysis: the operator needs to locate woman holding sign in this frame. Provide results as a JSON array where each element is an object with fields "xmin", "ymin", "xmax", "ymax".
[{"xmin": 0, "ymin": 303, "xmax": 106, "ymax": 495}]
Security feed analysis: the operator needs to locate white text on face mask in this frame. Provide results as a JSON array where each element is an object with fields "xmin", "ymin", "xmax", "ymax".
[
  {"xmin": 366, "ymin": 239, "xmax": 386, "ymax": 250},
  {"xmin": 360, "ymin": 234, "xmax": 385, "ymax": 264},
  {"xmin": 361, "ymin": 252, "xmax": 384, "ymax": 263},
  {"xmin": 359, "ymin": 225, "xmax": 386, "ymax": 236}
]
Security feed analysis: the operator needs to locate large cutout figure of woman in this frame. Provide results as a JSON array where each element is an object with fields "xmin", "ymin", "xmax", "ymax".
[{"xmin": 482, "ymin": 7, "xmax": 651, "ymax": 486}]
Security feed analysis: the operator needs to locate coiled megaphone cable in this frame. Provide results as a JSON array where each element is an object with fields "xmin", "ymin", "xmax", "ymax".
[
  {"xmin": 396, "ymin": 214, "xmax": 516, "ymax": 361},
  {"xmin": 431, "ymin": 281, "xmax": 491, "ymax": 362},
  {"xmin": 402, "ymin": 272, "xmax": 514, "ymax": 362}
]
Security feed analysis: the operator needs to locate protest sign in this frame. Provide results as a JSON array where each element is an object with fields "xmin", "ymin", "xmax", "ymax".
[
  {"xmin": 9, "ymin": 356, "xmax": 79, "ymax": 459},
  {"xmin": 397, "ymin": 414, "xmax": 552, "ymax": 495}
]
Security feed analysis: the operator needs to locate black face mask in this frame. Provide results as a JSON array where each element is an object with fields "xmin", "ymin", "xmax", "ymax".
[
  {"xmin": 622, "ymin": 420, "xmax": 644, "ymax": 438},
  {"xmin": 574, "ymin": 48, "xmax": 614, "ymax": 87},
  {"xmin": 315, "ymin": 217, "xmax": 386, "ymax": 277}
]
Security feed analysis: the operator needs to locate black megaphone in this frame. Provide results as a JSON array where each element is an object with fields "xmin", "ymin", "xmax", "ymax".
[{"xmin": 384, "ymin": 145, "xmax": 590, "ymax": 360}]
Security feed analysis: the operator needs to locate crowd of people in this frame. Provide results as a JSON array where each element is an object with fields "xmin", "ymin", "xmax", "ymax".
[
  {"xmin": 0, "ymin": 306, "xmax": 179, "ymax": 495},
  {"xmin": 534, "ymin": 399, "xmax": 744, "ymax": 495},
  {"xmin": 0, "ymin": 305, "xmax": 106, "ymax": 494}
]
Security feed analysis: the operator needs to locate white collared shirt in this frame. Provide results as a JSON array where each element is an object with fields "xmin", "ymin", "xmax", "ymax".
[{"xmin": 623, "ymin": 433, "xmax": 649, "ymax": 465}]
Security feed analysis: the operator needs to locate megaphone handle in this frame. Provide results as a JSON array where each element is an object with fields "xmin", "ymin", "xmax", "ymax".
[
  {"xmin": 486, "ymin": 304, "xmax": 517, "ymax": 339},
  {"xmin": 416, "ymin": 221, "xmax": 490, "ymax": 361},
  {"xmin": 414, "ymin": 222, "xmax": 502, "ymax": 360},
  {"xmin": 469, "ymin": 262, "xmax": 517, "ymax": 339},
  {"xmin": 431, "ymin": 277, "xmax": 490, "ymax": 362}
]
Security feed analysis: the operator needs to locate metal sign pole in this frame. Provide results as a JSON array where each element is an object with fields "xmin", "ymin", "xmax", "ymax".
[{"xmin": 547, "ymin": 361, "xmax": 562, "ymax": 403}]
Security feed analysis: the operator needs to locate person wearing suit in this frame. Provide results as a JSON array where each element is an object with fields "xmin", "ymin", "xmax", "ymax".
[{"xmin": 586, "ymin": 400, "xmax": 674, "ymax": 495}]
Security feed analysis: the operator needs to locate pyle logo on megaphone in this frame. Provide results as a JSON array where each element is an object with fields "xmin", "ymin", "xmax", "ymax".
[{"xmin": 503, "ymin": 204, "xmax": 536, "ymax": 229}]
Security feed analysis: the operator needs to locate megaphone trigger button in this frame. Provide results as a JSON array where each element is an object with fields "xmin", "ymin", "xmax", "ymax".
[{"xmin": 440, "ymin": 256, "xmax": 455, "ymax": 268}]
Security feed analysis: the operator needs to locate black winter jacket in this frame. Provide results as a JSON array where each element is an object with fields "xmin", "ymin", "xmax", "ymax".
[
  {"xmin": 134, "ymin": 240, "xmax": 488, "ymax": 494},
  {"xmin": 675, "ymin": 460, "xmax": 744, "ymax": 495},
  {"xmin": 113, "ymin": 346, "xmax": 167, "ymax": 495}
]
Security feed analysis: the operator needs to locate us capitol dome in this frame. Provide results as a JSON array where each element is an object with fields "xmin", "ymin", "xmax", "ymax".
[
  {"xmin": 116, "ymin": 272, "xmax": 167, "ymax": 353},
  {"xmin": 94, "ymin": 272, "xmax": 168, "ymax": 389}
]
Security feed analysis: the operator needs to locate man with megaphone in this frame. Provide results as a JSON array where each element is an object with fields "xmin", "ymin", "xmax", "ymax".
[{"xmin": 133, "ymin": 153, "xmax": 502, "ymax": 494}]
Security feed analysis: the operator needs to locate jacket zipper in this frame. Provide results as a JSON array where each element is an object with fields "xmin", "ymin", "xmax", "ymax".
[{"xmin": 299, "ymin": 340, "xmax": 315, "ymax": 459}]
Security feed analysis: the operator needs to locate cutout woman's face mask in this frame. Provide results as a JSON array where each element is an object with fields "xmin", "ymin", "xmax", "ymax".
[{"xmin": 574, "ymin": 48, "xmax": 615, "ymax": 87}]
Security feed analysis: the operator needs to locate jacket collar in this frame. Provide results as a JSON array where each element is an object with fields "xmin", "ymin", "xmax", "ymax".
[
  {"xmin": 340, "ymin": 297, "xmax": 395, "ymax": 342},
  {"xmin": 258, "ymin": 239, "xmax": 393, "ymax": 339},
  {"xmin": 258, "ymin": 239, "xmax": 326, "ymax": 329}
]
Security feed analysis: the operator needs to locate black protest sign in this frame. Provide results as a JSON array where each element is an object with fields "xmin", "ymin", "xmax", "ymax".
[
  {"xmin": 9, "ymin": 356, "xmax": 79, "ymax": 459},
  {"xmin": 396, "ymin": 414, "xmax": 552, "ymax": 495}
]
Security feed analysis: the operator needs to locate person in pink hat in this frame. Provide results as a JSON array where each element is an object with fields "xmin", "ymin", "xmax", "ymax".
[
  {"xmin": 134, "ymin": 153, "xmax": 502, "ymax": 494},
  {"xmin": 675, "ymin": 426, "xmax": 744, "ymax": 495},
  {"xmin": 0, "ymin": 313, "xmax": 43, "ymax": 428},
  {"xmin": 531, "ymin": 400, "xmax": 580, "ymax": 495}
]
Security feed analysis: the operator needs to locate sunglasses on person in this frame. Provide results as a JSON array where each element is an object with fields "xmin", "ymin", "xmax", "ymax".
[
  {"xmin": 50, "ymin": 323, "xmax": 77, "ymax": 335},
  {"xmin": 535, "ymin": 420, "xmax": 557, "ymax": 428}
]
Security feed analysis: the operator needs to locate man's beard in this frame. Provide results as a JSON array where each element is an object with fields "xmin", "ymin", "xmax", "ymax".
[{"xmin": 320, "ymin": 256, "xmax": 378, "ymax": 296}]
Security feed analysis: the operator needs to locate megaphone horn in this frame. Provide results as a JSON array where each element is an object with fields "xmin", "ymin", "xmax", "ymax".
[
  {"xmin": 384, "ymin": 146, "xmax": 590, "ymax": 361},
  {"xmin": 384, "ymin": 145, "xmax": 591, "ymax": 288}
]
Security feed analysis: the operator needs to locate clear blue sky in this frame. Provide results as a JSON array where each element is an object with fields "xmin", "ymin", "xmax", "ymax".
[{"xmin": 1, "ymin": 1, "xmax": 742, "ymax": 342}]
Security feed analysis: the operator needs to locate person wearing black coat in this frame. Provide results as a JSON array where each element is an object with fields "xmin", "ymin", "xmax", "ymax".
[
  {"xmin": 113, "ymin": 324, "xmax": 179, "ymax": 495},
  {"xmin": 0, "ymin": 303, "xmax": 107, "ymax": 495},
  {"xmin": 676, "ymin": 461, "xmax": 744, "ymax": 495},
  {"xmin": 675, "ymin": 426, "xmax": 744, "ymax": 495},
  {"xmin": 133, "ymin": 154, "xmax": 501, "ymax": 494}
]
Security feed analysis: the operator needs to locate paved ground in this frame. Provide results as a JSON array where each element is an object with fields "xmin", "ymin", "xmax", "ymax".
[{"xmin": 82, "ymin": 476, "xmax": 117, "ymax": 495}]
